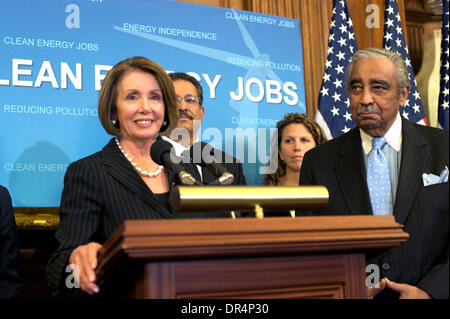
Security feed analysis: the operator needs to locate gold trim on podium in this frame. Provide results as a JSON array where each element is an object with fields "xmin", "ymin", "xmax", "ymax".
[
  {"xmin": 170, "ymin": 185, "xmax": 329, "ymax": 218},
  {"xmin": 14, "ymin": 207, "xmax": 59, "ymax": 229}
]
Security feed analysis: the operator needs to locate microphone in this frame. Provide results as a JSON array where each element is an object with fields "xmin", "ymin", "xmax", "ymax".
[
  {"xmin": 150, "ymin": 139, "xmax": 202, "ymax": 186},
  {"xmin": 189, "ymin": 142, "xmax": 234, "ymax": 185}
]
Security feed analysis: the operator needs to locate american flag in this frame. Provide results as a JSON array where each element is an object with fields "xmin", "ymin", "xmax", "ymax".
[
  {"xmin": 438, "ymin": 0, "xmax": 449, "ymax": 130},
  {"xmin": 383, "ymin": 0, "xmax": 427, "ymax": 125},
  {"xmin": 315, "ymin": 0, "xmax": 357, "ymax": 140}
]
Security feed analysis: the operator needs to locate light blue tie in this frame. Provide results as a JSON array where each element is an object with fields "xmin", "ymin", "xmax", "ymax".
[{"xmin": 367, "ymin": 137, "xmax": 393, "ymax": 215}]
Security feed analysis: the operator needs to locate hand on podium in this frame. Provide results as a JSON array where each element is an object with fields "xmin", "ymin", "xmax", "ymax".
[
  {"xmin": 366, "ymin": 277, "xmax": 388, "ymax": 299},
  {"xmin": 385, "ymin": 278, "xmax": 431, "ymax": 299},
  {"xmin": 69, "ymin": 242, "xmax": 102, "ymax": 295},
  {"xmin": 367, "ymin": 277, "xmax": 430, "ymax": 299}
]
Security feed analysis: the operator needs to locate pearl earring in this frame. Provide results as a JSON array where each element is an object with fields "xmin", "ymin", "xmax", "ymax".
[{"xmin": 112, "ymin": 120, "xmax": 117, "ymax": 125}]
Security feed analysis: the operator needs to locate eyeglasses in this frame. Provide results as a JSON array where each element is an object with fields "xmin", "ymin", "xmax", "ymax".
[{"xmin": 176, "ymin": 96, "xmax": 200, "ymax": 105}]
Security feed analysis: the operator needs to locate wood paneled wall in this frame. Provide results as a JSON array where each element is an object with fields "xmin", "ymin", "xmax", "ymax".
[{"xmin": 405, "ymin": 0, "xmax": 443, "ymax": 74}]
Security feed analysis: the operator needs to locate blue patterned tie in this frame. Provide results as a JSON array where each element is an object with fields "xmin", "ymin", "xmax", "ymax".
[{"xmin": 367, "ymin": 137, "xmax": 392, "ymax": 215}]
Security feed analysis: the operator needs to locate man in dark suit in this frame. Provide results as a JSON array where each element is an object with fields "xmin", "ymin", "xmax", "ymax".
[
  {"xmin": 164, "ymin": 72, "xmax": 246, "ymax": 186},
  {"xmin": 0, "ymin": 185, "xmax": 21, "ymax": 298},
  {"xmin": 299, "ymin": 48, "xmax": 448, "ymax": 299}
]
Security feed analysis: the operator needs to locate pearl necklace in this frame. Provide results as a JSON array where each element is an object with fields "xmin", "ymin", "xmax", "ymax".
[{"xmin": 115, "ymin": 138, "xmax": 164, "ymax": 178}]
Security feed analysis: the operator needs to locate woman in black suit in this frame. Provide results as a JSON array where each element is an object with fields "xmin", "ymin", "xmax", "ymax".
[{"xmin": 47, "ymin": 57, "xmax": 185, "ymax": 296}]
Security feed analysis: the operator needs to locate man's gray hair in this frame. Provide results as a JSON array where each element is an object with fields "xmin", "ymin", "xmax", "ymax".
[{"xmin": 345, "ymin": 47, "xmax": 410, "ymax": 93}]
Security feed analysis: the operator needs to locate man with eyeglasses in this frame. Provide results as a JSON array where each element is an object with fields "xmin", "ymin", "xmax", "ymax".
[
  {"xmin": 168, "ymin": 72, "xmax": 205, "ymax": 148},
  {"xmin": 162, "ymin": 72, "xmax": 246, "ymax": 186}
]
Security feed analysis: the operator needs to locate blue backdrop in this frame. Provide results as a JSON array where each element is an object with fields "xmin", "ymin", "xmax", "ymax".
[{"xmin": 0, "ymin": 0, "xmax": 305, "ymax": 207}]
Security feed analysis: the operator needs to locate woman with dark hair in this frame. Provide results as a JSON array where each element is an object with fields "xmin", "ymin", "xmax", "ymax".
[
  {"xmin": 264, "ymin": 113, "xmax": 327, "ymax": 186},
  {"xmin": 47, "ymin": 57, "xmax": 181, "ymax": 297}
]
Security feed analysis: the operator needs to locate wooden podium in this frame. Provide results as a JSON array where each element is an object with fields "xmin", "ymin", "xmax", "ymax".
[{"xmin": 93, "ymin": 215, "xmax": 408, "ymax": 299}]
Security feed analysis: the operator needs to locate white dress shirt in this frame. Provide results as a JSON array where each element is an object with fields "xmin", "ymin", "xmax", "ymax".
[{"xmin": 360, "ymin": 112, "xmax": 403, "ymax": 205}]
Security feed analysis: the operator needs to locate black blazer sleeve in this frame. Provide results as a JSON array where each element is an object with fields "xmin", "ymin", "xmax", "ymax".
[
  {"xmin": 391, "ymin": 123, "xmax": 449, "ymax": 299},
  {"xmin": 220, "ymin": 146, "xmax": 246, "ymax": 186},
  {"xmin": 46, "ymin": 158, "xmax": 103, "ymax": 297},
  {"xmin": 226, "ymin": 161, "xmax": 246, "ymax": 186},
  {"xmin": 418, "ymin": 243, "xmax": 448, "ymax": 299},
  {"xmin": 0, "ymin": 186, "xmax": 21, "ymax": 298},
  {"xmin": 200, "ymin": 142, "xmax": 247, "ymax": 186}
]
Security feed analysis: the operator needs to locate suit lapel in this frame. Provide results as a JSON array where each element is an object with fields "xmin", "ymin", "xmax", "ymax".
[
  {"xmin": 198, "ymin": 142, "xmax": 217, "ymax": 185},
  {"xmin": 335, "ymin": 129, "xmax": 372, "ymax": 214},
  {"xmin": 182, "ymin": 160, "xmax": 203, "ymax": 184},
  {"xmin": 182, "ymin": 141, "xmax": 219, "ymax": 185},
  {"xmin": 394, "ymin": 119, "xmax": 428, "ymax": 224},
  {"xmin": 101, "ymin": 138, "xmax": 173, "ymax": 218}
]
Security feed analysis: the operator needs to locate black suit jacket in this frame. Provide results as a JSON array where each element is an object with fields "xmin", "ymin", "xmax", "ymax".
[
  {"xmin": 47, "ymin": 138, "xmax": 239, "ymax": 296},
  {"xmin": 299, "ymin": 118, "xmax": 449, "ymax": 299},
  {"xmin": 191, "ymin": 141, "xmax": 246, "ymax": 186},
  {"xmin": 0, "ymin": 186, "xmax": 21, "ymax": 298}
]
